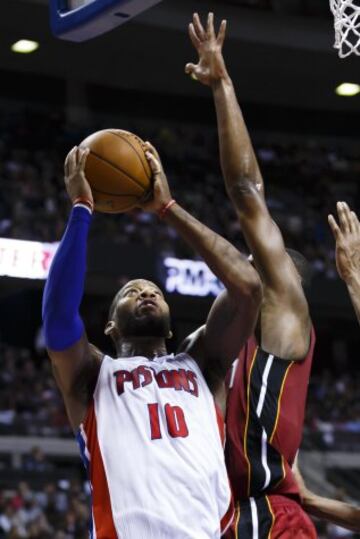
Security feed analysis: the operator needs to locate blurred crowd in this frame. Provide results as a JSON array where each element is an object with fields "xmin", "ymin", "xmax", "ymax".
[
  {"xmin": 1, "ymin": 107, "xmax": 360, "ymax": 277},
  {"xmin": 0, "ymin": 477, "xmax": 89, "ymax": 538},
  {"xmin": 305, "ymin": 371, "xmax": 360, "ymax": 450},
  {"xmin": 307, "ymin": 371, "xmax": 360, "ymax": 431},
  {"xmin": 0, "ymin": 343, "xmax": 70, "ymax": 438}
]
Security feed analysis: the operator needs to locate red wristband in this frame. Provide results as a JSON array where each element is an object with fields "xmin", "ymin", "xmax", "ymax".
[
  {"xmin": 73, "ymin": 197, "xmax": 94, "ymax": 213},
  {"xmin": 157, "ymin": 199, "xmax": 176, "ymax": 219}
]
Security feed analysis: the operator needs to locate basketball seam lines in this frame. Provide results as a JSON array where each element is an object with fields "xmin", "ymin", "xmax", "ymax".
[
  {"xmin": 89, "ymin": 150, "xmax": 146, "ymax": 192},
  {"xmin": 108, "ymin": 131, "xmax": 151, "ymax": 181}
]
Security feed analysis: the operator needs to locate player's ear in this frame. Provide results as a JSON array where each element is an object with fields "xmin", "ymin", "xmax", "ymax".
[
  {"xmin": 104, "ymin": 320, "xmax": 119, "ymax": 338},
  {"xmin": 166, "ymin": 330, "xmax": 173, "ymax": 340}
]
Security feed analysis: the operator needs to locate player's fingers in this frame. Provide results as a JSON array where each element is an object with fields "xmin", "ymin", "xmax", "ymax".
[
  {"xmin": 64, "ymin": 146, "xmax": 77, "ymax": 176},
  {"xmin": 343, "ymin": 201, "xmax": 356, "ymax": 233},
  {"xmin": 188, "ymin": 23, "xmax": 201, "ymax": 49},
  {"xmin": 207, "ymin": 12, "xmax": 216, "ymax": 40},
  {"xmin": 185, "ymin": 63, "xmax": 199, "ymax": 81},
  {"xmin": 144, "ymin": 141, "xmax": 161, "ymax": 161},
  {"xmin": 79, "ymin": 147, "xmax": 90, "ymax": 170},
  {"xmin": 328, "ymin": 214, "xmax": 341, "ymax": 240},
  {"xmin": 145, "ymin": 151, "xmax": 161, "ymax": 175},
  {"xmin": 351, "ymin": 211, "xmax": 360, "ymax": 232},
  {"xmin": 347, "ymin": 206, "xmax": 358, "ymax": 232},
  {"xmin": 337, "ymin": 201, "xmax": 351, "ymax": 233},
  {"xmin": 144, "ymin": 142, "xmax": 159, "ymax": 162},
  {"xmin": 143, "ymin": 141, "xmax": 155, "ymax": 153},
  {"xmin": 193, "ymin": 13, "xmax": 206, "ymax": 41},
  {"xmin": 217, "ymin": 20, "xmax": 227, "ymax": 46}
]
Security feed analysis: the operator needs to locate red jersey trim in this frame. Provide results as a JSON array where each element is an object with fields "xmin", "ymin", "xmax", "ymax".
[
  {"xmin": 243, "ymin": 347, "xmax": 259, "ymax": 497},
  {"xmin": 83, "ymin": 401, "xmax": 118, "ymax": 539}
]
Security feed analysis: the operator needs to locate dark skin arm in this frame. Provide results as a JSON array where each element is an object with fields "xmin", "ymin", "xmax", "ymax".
[
  {"xmin": 293, "ymin": 457, "xmax": 360, "ymax": 532},
  {"xmin": 142, "ymin": 144, "xmax": 262, "ymax": 394},
  {"xmin": 186, "ymin": 13, "xmax": 311, "ymax": 361},
  {"xmin": 46, "ymin": 147, "xmax": 103, "ymax": 431}
]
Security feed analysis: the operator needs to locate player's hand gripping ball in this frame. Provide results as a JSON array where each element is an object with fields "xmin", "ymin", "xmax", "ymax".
[{"xmin": 79, "ymin": 129, "xmax": 153, "ymax": 213}]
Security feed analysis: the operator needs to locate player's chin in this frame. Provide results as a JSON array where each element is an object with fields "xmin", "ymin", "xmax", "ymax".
[{"xmin": 135, "ymin": 311, "xmax": 162, "ymax": 326}]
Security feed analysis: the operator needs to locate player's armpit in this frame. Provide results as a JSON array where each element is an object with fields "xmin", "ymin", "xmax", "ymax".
[
  {"xmin": 261, "ymin": 301, "xmax": 311, "ymax": 360},
  {"xmin": 48, "ymin": 334, "xmax": 103, "ymax": 431}
]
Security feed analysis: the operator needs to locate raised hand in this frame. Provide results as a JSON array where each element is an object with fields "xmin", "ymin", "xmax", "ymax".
[
  {"xmin": 139, "ymin": 142, "xmax": 173, "ymax": 214},
  {"xmin": 64, "ymin": 146, "xmax": 93, "ymax": 206},
  {"xmin": 185, "ymin": 12, "xmax": 228, "ymax": 87},
  {"xmin": 328, "ymin": 202, "xmax": 360, "ymax": 283}
]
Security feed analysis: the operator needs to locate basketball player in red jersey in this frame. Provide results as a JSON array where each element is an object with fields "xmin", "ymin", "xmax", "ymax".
[
  {"xmin": 291, "ymin": 202, "xmax": 360, "ymax": 533},
  {"xmin": 186, "ymin": 13, "xmax": 316, "ymax": 538}
]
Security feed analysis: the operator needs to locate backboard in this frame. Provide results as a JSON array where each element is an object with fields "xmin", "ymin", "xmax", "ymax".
[{"xmin": 50, "ymin": 0, "xmax": 162, "ymax": 41}]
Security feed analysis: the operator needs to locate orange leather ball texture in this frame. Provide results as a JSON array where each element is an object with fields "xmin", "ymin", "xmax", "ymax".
[{"xmin": 80, "ymin": 129, "xmax": 152, "ymax": 213}]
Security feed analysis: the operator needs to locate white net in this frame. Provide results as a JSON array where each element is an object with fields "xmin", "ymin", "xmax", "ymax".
[
  {"xmin": 330, "ymin": 0, "xmax": 360, "ymax": 58},
  {"xmin": 330, "ymin": 0, "xmax": 360, "ymax": 57}
]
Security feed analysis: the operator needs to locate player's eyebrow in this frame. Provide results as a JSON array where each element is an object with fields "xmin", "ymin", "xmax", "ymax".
[
  {"xmin": 122, "ymin": 285, "xmax": 164, "ymax": 298},
  {"xmin": 121, "ymin": 286, "xmax": 139, "ymax": 296}
]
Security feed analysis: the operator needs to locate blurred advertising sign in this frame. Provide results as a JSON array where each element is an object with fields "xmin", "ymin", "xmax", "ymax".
[
  {"xmin": 0, "ymin": 239, "xmax": 58, "ymax": 280},
  {"xmin": 163, "ymin": 257, "xmax": 224, "ymax": 297},
  {"xmin": 0, "ymin": 240, "xmax": 224, "ymax": 298}
]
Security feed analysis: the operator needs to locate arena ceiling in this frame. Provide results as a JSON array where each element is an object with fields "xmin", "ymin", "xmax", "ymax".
[{"xmin": 0, "ymin": 0, "xmax": 359, "ymax": 112}]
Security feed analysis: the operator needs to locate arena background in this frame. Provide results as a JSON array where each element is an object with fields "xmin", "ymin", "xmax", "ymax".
[{"xmin": 0, "ymin": 1, "xmax": 360, "ymax": 537}]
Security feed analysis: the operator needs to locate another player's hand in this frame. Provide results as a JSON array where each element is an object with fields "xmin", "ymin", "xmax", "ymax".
[
  {"xmin": 139, "ymin": 142, "xmax": 172, "ymax": 213},
  {"xmin": 328, "ymin": 202, "xmax": 360, "ymax": 283},
  {"xmin": 292, "ymin": 455, "xmax": 310, "ymax": 504},
  {"xmin": 64, "ymin": 146, "xmax": 93, "ymax": 206},
  {"xmin": 185, "ymin": 12, "xmax": 228, "ymax": 87}
]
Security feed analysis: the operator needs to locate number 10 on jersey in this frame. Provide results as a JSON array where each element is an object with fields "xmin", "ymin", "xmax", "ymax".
[{"xmin": 148, "ymin": 403, "xmax": 189, "ymax": 440}]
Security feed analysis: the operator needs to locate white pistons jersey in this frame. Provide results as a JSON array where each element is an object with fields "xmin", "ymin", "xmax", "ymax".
[{"xmin": 77, "ymin": 352, "xmax": 233, "ymax": 539}]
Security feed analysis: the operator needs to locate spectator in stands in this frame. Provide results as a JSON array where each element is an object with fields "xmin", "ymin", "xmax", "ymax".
[{"xmin": 22, "ymin": 447, "xmax": 53, "ymax": 473}]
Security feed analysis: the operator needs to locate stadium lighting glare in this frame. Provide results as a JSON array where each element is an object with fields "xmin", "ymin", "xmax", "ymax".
[
  {"xmin": 11, "ymin": 40, "xmax": 39, "ymax": 54},
  {"xmin": 335, "ymin": 83, "xmax": 360, "ymax": 97}
]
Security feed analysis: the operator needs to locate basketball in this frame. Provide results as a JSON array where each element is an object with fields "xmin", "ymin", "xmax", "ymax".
[{"xmin": 80, "ymin": 129, "xmax": 152, "ymax": 213}]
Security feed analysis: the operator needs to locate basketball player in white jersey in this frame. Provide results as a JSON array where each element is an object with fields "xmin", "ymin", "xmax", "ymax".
[{"xmin": 42, "ymin": 142, "xmax": 263, "ymax": 539}]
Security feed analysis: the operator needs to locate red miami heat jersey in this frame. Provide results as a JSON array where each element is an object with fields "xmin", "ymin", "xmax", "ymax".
[
  {"xmin": 225, "ymin": 329, "xmax": 315, "ymax": 537},
  {"xmin": 76, "ymin": 352, "xmax": 234, "ymax": 539}
]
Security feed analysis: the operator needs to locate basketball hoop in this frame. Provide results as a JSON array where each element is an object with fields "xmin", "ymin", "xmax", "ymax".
[{"xmin": 330, "ymin": 0, "xmax": 360, "ymax": 57}]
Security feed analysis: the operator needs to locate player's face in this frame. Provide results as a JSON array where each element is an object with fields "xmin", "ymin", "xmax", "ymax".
[{"xmin": 112, "ymin": 280, "xmax": 171, "ymax": 338}]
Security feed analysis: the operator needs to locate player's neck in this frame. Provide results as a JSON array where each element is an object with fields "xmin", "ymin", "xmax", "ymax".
[{"xmin": 116, "ymin": 337, "xmax": 168, "ymax": 359}]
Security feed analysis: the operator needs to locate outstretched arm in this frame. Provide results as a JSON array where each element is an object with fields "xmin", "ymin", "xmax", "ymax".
[
  {"xmin": 42, "ymin": 147, "xmax": 102, "ymax": 431},
  {"xmin": 141, "ymin": 144, "xmax": 262, "ymax": 389},
  {"xmin": 293, "ymin": 457, "xmax": 360, "ymax": 532},
  {"xmin": 186, "ymin": 13, "xmax": 310, "ymax": 360},
  {"xmin": 329, "ymin": 201, "xmax": 360, "ymax": 326},
  {"xmin": 186, "ymin": 13, "xmax": 264, "ymax": 196}
]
